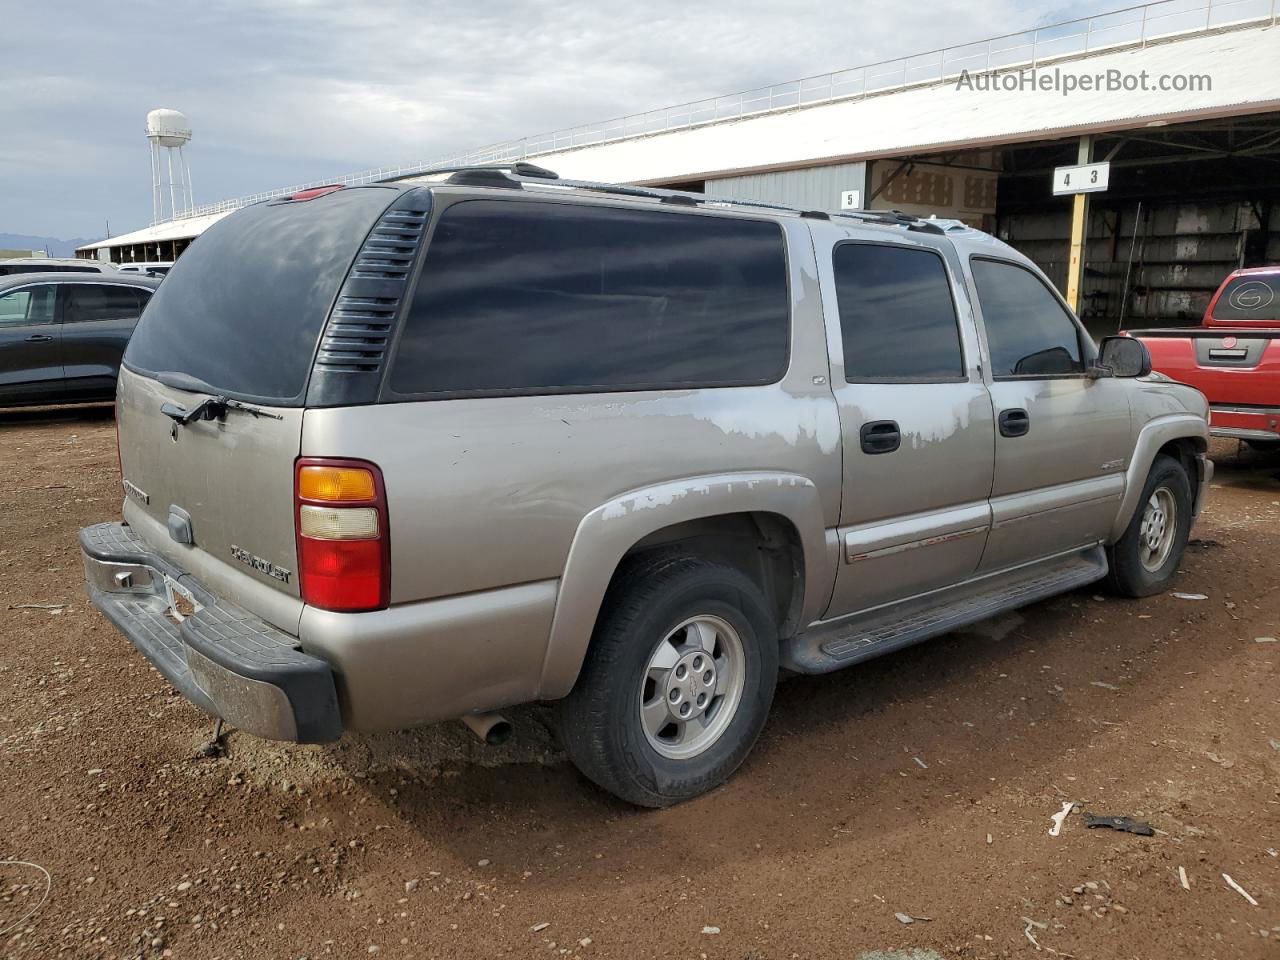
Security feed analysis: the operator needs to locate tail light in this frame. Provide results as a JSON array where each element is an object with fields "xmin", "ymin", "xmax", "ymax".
[{"xmin": 295, "ymin": 458, "xmax": 390, "ymax": 612}]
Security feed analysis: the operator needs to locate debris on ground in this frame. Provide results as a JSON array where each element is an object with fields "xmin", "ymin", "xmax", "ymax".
[
  {"xmin": 701, "ymin": 926, "xmax": 721, "ymax": 935},
  {"xmin": 0, "ymin": 860, "xmax": 53, "ymax": 938},
  {"xmin": 1178, "ymin": 866, "xmax": 1191, "ymax": 891},
  {"xmin": 894, "ymin": 912, "xmax": 932, "ymax": 924},
  {"xmin": 1049, "ymin": 801, "xmax": 1074, "ymax": 837},
  {"xmin": 1256, "ymin": 636, "xmax": 1278, "ymax": 643},
  {"xmin": 1172, "ymin": 592, "xmax": 1208, "ymax": 600},
  {"xmin": 530, "ymin": 922, "xmax": 550, "ymax": 933},
  {"xmin": 1082, "ymin": 814, "xmax": 1155, "ymax": 836},
  {"xmin": 1021, "ymin": 916, "xmax": 1048, "ymax": 950},
  {"xmin": 1090, "ymin": 681, "xmax": 1120, "ymax": 690},
  {"xmin": 1223, "ymin": 874, "xmax": 1259, "ymax": 906},
  {"xmin": 7, "ymin": 602, "xmax": 67, "ymax": 612}
]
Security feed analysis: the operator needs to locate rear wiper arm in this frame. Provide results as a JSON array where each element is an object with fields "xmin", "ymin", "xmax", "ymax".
[{"xmin": 160, "ymin": 395, "xmax": 284, "ymax": 426}]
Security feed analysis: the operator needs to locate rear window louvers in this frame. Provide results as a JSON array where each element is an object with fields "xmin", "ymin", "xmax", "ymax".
[
  {"xmin": 306, "ymin": 190, "xmax": 432, "ymax": 406},
  {"xmin": 315, "ymin": 296, "xmax": 399, "ymax": 373},
  {"xmin": 350, "ymin": 209, "xmax": 428, "ymax": 281}
]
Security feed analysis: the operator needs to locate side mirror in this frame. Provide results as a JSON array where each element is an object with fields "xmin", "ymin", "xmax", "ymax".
[{"xmin": 1095, "ymin": 336, "xmax": 1152, "ymax": 379}]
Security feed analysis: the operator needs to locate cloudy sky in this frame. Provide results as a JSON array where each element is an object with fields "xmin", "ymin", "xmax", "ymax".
[{"xmin": 5, "ymin": 0, "xmax": 1116, "ymax": 240}]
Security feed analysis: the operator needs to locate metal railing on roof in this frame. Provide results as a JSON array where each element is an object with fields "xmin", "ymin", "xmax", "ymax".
[{"xmin": 167, "ymin": 0, "xmax": 1276, "ymax": 225}]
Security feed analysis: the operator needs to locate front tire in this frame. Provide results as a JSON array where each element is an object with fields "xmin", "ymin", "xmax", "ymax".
[
  {"xmin": 557, "ymin": 553, "xmax": 779, "ymax": 808},
  {"xmin": 1106, "ymin": 454, "xmax": 1193, "ymax": 597}
]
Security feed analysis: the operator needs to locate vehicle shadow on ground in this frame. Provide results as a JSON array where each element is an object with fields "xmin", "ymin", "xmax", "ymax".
[
  {"xmin": 1208, "ymin": 437, "xmax": 1280, "ymax": 489},
  {"xmin": 0, "ymin": 403, "xmax": 113, "ymax": 427},
  {"xmin": 321, "ymin": 533, "xmax": 1240, "ymax": 885}
]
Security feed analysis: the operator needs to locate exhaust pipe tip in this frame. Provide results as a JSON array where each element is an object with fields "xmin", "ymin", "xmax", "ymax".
[{"xmin": 461, "ymin": 712, "xmax": 513, "ymax": 746}]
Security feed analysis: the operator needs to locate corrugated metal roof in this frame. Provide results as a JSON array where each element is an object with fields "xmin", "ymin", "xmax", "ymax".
[
  {"xmin": 527, "ymin": 22, "xmax": 1280, "ymax": 185},
  {"xmin": 82, "ymin": 19, "xmax": 1280, "ymax": 252},
  {"xmin": 76, "ymin": 211, "xmax": 230, "ymax": 253}
]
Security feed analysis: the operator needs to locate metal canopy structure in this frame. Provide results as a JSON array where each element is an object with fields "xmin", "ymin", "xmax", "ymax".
[{"xmin": 79, "ymin": 1, "xmax": 1280, "ymax": 263}]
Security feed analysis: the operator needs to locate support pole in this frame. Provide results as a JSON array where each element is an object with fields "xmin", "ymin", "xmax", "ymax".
[{"xmin": 1064, "ymin": 135, "xmax": 1092, "ymax": 315}]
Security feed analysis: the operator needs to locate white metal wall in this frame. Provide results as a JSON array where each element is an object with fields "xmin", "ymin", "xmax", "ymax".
[{"xmin": 704, "ymin": 162, "xmax": 868, "ymax": 212}]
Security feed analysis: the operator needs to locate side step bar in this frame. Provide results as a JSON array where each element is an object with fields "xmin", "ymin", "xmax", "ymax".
[{"xmin": 783, "ymin": 546, "xmax": 1108, "ymax": 674}]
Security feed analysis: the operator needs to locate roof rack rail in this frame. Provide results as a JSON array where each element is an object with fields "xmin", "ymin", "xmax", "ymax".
[
  {"xmin": 412, "ymin": 165, "xmax": 953, "ymax": 235},
  {"xmin": 390, "ymin": 162, "xmax": 560, "ymax": 187},
  {"xmin": 832, "ymin": 209, "xmax": 946, "ymax": 235}
]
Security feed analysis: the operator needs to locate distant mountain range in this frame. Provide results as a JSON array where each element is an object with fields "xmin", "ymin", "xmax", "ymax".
[{"xmin": 0, "ymin": 233, "xmax": 99, "ymax": 258}]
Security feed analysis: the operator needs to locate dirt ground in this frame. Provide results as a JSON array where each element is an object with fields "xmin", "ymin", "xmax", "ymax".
[{"xmin": 1, "ymin": 406, "xmax": 1277, "ymax": 960}]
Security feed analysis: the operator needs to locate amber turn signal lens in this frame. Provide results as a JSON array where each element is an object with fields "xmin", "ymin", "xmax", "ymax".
[{"xmin": 297, "ymin": 465, "xmax": 376, "ymax": 502}]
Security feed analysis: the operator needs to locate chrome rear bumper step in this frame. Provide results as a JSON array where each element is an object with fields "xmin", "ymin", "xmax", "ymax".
[{"xmin": 81, "ymin": 522, "xmax": 342, "ymax": 743}]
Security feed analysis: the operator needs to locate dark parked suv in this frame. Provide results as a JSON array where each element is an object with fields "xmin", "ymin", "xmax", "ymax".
[{"xmin": 0, "ymin": 272, "xmax": 159, "ymax": 407}]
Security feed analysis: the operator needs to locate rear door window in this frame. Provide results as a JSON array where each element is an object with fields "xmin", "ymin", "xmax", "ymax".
[
  {"xmin": 971, "ymin": 258, "xmax": 1085, "ymax": 378},
  {"xmin": 832, "ymin": 243, "xmax": 964, "ymax": 381},
  {"xmin": 64, "ymin": 285, "xmax": 148, "ymax": 323},
  {"xmin": 388, "ymin": 200, "xmax": 790, "ymax": 396}
]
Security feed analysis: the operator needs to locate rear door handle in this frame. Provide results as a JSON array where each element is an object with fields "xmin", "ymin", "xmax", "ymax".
[
  {"xmin": 859, "ymin": 419, "xmax": 901, "ymax": 454},
  {"xmin": 999, "ymin": 408, "xmax": 1030, "ymax": 438},
  {"xmin": 24, "ymin": 334, "xmax": 54, "ymax": 343}
]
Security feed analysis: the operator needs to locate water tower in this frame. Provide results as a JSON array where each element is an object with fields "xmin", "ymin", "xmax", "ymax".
[{"xmin": 146, "ymin": 108, "xmax": 194, "ymax": 223}]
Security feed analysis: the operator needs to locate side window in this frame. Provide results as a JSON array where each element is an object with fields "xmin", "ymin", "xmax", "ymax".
[
  {"xmin": 389, "ymin": 200, "xmax": 790, "ymax": 396},
  {"xmin": 971, "ymin": 258, "xmax": 1085, "ymax": 378},
  {"xmin": 65, "ymin": 285, "xmax": 145, "ymax": 323},
  {"xmin": 0, "ymin": 286, "xmax": 56, "ymax": 326},
  {"xmin": 832, "ymin": 243, "xmax": 964, "ymax": 381}
]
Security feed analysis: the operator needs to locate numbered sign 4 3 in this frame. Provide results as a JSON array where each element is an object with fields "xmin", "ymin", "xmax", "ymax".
[{"xmin": 1053, "ymin": 162, "xmax": 1110, "ymax": 196}]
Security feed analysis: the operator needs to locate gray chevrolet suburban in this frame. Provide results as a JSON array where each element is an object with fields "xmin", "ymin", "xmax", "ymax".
[{"xmin": 81, "ymin": 164, "xmax": 1212, "ymax": 807}]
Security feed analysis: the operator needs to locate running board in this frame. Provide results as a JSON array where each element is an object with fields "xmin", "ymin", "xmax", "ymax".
[{"xmin": 783, "ymin": 546, "xmax": 1108, "ymax": 674}]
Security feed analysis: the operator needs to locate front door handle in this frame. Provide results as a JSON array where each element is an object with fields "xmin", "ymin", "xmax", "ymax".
[
  {"xmin": 24, "ymin": 334, "xmax": 54, "ymax": 343},
  {"xmin": 999, "ymin": 408, "xmax": 1030, "ymax": 438},
  {"xmin": 860, "ymin": 419, "xmax": 901, "ymax": 454}
]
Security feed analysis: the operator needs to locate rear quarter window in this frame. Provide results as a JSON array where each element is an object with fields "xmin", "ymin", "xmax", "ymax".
[{"xmin": 387, "ymin": 200, "xmax": 790, "ymax": 397}]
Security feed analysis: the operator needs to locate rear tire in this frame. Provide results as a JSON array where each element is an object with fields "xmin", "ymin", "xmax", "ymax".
[
  {"xmin": 556, "ymin": 553, "xmax": 778, "ymax": 808},
  {"xmin": 1105, "ymin": 454, "xmax": 1193, "ymax": 597}
]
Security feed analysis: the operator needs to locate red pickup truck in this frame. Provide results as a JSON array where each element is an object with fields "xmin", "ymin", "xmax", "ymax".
[{"xmin": 1128, "ymin": 266, "xmax": 1280, "ymax": 448}]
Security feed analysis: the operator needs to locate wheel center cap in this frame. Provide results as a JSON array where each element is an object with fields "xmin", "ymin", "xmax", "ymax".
[{"xmin": 664, "ymin": 651, "xmax": 715, "ymax": 719}]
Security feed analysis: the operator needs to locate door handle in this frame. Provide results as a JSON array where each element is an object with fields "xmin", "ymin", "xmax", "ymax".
[
  {"xmin": 859, "ymin": 419, "xmax": 901, "ymax": 454},
  {"xmin": 999, "ymin": 408, "xmax": 1030, "ymax": 438},
  {"xmin": 24, "ymin": 334, "xmax": 54, "ymax": 343}
]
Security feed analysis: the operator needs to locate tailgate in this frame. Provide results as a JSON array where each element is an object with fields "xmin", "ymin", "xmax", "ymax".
[
  {"xmin": 117, "ymin": 366, "xmax": 304, "ymax": 629},
  {"xmin": 1134, "ymin": 328, "xmax": 1280, "ymax": 406}
]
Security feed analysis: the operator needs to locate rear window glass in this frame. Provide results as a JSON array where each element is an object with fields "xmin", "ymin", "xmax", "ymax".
[
  {"xmin": 388, "ymin": 200, "xmax": 789, "ymax": 396},
  {"xmin": 124, "ymin": 186, "xmax": 400, "ymax": 404},
  {"xmin": 1212, "ymin": 275, "xmax": 1280, "ymax": 323},
  {"xmin": 833, "ymin": 243, "xmax": 964, "ymax": 381}
]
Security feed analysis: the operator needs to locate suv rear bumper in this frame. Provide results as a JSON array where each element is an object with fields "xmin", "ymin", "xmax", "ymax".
[
  {"xmin": 1209, "ymin": 404, "xmax": 1280, "ymax": 442},
  {"xmin": 80, "ymin": 522, "xmax": 342, "ymax": 743}
]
